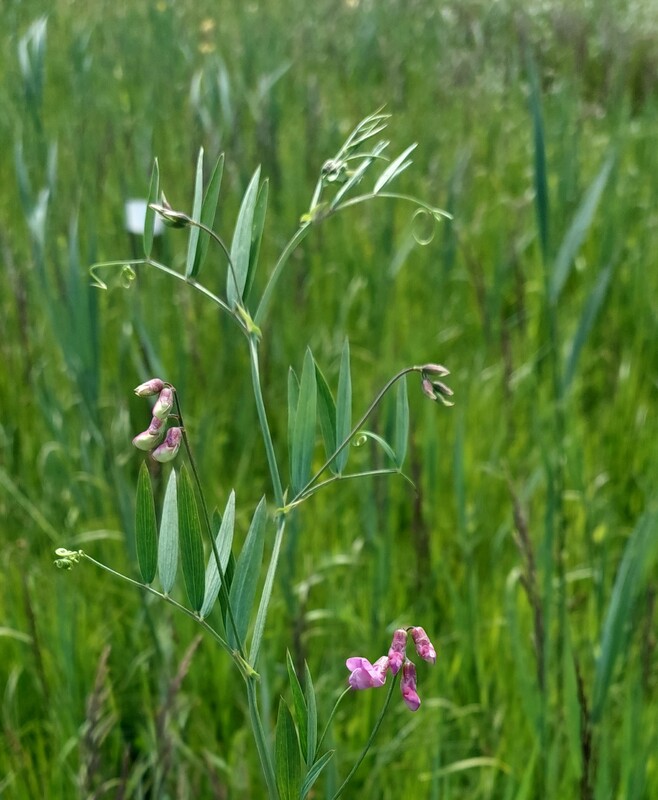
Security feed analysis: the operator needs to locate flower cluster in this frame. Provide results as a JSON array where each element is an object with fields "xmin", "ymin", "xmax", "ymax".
[
  {"xmin": 132, "ymin": 379, "xmax": 182, "ymax": 463},
  {"xmin": 419, "ymin": 363, "xmax": 454, "ymax": 407},
  {"xmin": 346, "ymin": 626, "xmax": 436, "ymax": 712}
]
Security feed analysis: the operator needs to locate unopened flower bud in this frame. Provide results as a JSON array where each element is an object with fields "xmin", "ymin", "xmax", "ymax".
[
  {"xmin": 400, "ymin": 660, "xmax": 421, "ymax": 711},
  {"xmin": 421, "ymin": 363, "xmax": 450, "ymax": 378},
  {"xmin": 152, "ymin": 426, "xmax": 182, "ymax": 463},
  {"xmin": 410, "ymin": 626, "xmax": 436, "ymax": 664},
  {"xmin": 421, "ymin": 377, "xmax": 437, "ymax": 400},
  {"xmin": 150, "ymin": 194, "xmax": 190, "ymax": 229},
  {"xmin": 387, "ymin": 629, "xmax": 408, "ymax": 675},
  {"xmin": 134, "ymin": 378, "xmax": 165, "ymax": 397},
  {"xmin": 152, "ymin": 387, "xmax": 175, "ymax": 420},
  {"xmin": 132, "ymin": 416, "xmax": 165, "ymax": 450}
]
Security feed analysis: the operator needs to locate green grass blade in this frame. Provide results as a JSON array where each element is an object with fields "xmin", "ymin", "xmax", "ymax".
[
  {"xmin": 550, "ymin": 154, "xmax": 615, "ymax": 304},
  {"xmin": 591, "ymin": 511, "xmax": 658, "ymax": 722},
  {"xmin": 286, "ymin": 651, "xmax": 308, "ymax": 760},
  {"xmin": 291, "ymin": 349, "xmax": 317, "ymax": 495},
  {"xmin": 200, "ymin": 489, "xmax": 235, "ymax": 619},
  {"xmin": 275, "ymin": 698, "xmax": 302, "ymax": 800},
  {"xmin": 288, "ymin": 367, "xmax": 300, "ymax": 477},
  {"xmin": 393, "ymin": 375, "xmax": 409, "ymax": 468},
  {"xmin": 135, "ymin": 462, "xmax": 158, "ymax": 584},
  {"xmin": 185, "ymin": 147, "xmax": 204, "ymax": 278},
  {"xmin": 191, "ymin": 152, "xmax": 224, "ymax": 278},
  {"xmin": 177, "ymin": 464, "xmax": 206, "ymax": 613},
  {"xmin": 228, "ymin": 496, "xmax": 267, "ymax": 649},
  {"xmin": 158, "ymin": 469, "xmax": 178, "ymax": 594},
  {"xmin": 334, "ymin": 338, "xmax": 352, "ymax": 474},
  {"xmin": 143, "ymin": 158, "xmax": 159, "ymax": 258},
  {"xmin": 244, "ymin": 178, "xmax": 268, "ymax": 303},
  {"xmin": 527, "ymin": 54, "xmax": 549, "ymax": 263},
  {"xmin": 227, "ymin": 166, "xmax": 261, "ymax": 307},
  {"xmin": 304, "ymin": 662, "xmax": 317, "ymax": 765},
  {"xmin": 315, "ymin": 360, "xmax": 337, "ymax": 474}
]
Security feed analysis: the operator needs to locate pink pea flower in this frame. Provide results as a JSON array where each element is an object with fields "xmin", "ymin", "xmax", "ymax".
[
  {"xmin": 421, "ymin": 363, "xmax": 450, "ymax": 378},
  {"xmin": 387, "ymin": 629, "xmax": 408, "ymax": 676},
  {"xmin": 400, "ymin": 660, "xmax": 421, "ymax": 711},
  {"xmin": 152, "ymin": 386, "xmax": 175, "ymax": 420},
  {"xmin": 132, "ymin": 416, "xmax": 165, "ymax": 450},
  {"xmin": 134, "ymin": 378, "xmax": 165, "ymax": 397},
  {"xmin": 152, "ymin": 427, "xmax": 182, "ymax": 463},
  {"xmin": 346, "ymin": 656, "xmax": 389, "ymax": 690},
  {"xmin": 410, "ymin": 626, "xmax": 436, "ymax": 664}
]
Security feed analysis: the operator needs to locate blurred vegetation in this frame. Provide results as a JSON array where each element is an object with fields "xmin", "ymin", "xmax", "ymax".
[{"xmin": 1, "ymin": 0, "xmax": 658, "ymax": 797}]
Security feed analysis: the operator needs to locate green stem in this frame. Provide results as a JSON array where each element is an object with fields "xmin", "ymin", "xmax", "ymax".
[
  {"xmin": 249, "ymin": 514, "xmax": 286, "ymax": 666},
  {"xmin": 291, "ymin": 366, "xmax": 418, "ymax": 505},
  {"xmin": 287, "ymin": 468, "xmax": 410, "ymax": 510},
  {"xmin": 316, "ymin": 688, "xmax": 351, "ymax": 755},
  {"xmin": 246, "ymin": 677, "xmax": 279, "ymax": 799},
  {"xmin": 331, "ymin": 677, "xmax": 398, "ymax": 800}
]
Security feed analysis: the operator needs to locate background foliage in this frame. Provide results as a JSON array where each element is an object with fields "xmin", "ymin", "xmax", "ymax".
[{"xmin": 1, "ymin": 0, "xmax": 657, "ymax": 797}]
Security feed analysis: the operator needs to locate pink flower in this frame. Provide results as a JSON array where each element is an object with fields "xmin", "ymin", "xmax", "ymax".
[
  {"xmin": 132, "ymin": 416, "xmax": 165, "ymax": 450},
  {"xmin": 152, "ymin": 386, "xmax": 175, "ymax": 420},
  {"xmin": 410, "ymin": 626, "xmax": 436, "ymax": 664},
  {"xmin": 152, "ymin": 427, "xmax": 182, "ymax": 463},
  {"xmin": 134, "ymin": 378, "xmax": 165, "ymax": 397},
  {"xmin": 387, "ymin": 629, "xmax": 408, "ymax": 676},
  {"xmin": 421, "ymin": 363, "xmax": 450, "ymax": 378},
  {"xmin": 400, "ymin": 660, "xmax": 421, "ymax": 711},
  {"xmin": 346, "ymin": 656, "xmax": 389, "ymax": 690}
]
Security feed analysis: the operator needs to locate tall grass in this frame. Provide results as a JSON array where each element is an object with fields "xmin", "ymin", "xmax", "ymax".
[{"xmin": 1, "ymin": 0, "xmax": 658, "ymax": 796}]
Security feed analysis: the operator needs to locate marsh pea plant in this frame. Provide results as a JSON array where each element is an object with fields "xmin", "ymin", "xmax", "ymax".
[{"xmin": 55, "ymin": 111, "xmax": 453, "ymax": 799}]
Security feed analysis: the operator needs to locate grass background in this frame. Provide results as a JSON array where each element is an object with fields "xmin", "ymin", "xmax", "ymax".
[{"xmin": 1, "ymin": 0, "xmax": 658, "ymax": 797}]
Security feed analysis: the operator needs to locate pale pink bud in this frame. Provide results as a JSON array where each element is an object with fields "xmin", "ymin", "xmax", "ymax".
[
  {"xmin": 421, "ymin": 363, "xmax": 450, "ymax": 378},
  {"xmin": 132, "ymin": 416, "xmax": 165, "ymax": 450},
  {"xmin": 151, "ymin": 426, "xmax": 182, "ymax": 463},
  {"xmin": 400, "ymin": 660, "xmax": 421, "ymax": 711},
  {"xmin": 410, "ymin": 626, "xmax": 436, "ymax": 664},
  {"xmin": 152, "ymin": 387, "xmax": 175, "ymax": 420},
  {"xmin": 421, "ymin": 377, "xmax": 437, "ymax": 400},
  {"xmin": 346, "ymin": 656, "xmax": 389, "ymax": 689},
  {"xmin": 134, "ymin": 378, "xmax": 165, "ymax": 397},
  {"xmin": 387, "ymin": 629, "xmax": 408, "ymax": 675}
]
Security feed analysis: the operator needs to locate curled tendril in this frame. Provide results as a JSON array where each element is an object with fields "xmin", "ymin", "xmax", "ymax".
[
  {"xmin": 120, "ymin": 265, "xmax": 137, "ymax": 288},
  {"xmin": 411, "ymin": 208, "xmax": 438, "ymax": 246},
  {"xmin": 354, "ymin": 434, "xmax": 368, "ymax": 447}
]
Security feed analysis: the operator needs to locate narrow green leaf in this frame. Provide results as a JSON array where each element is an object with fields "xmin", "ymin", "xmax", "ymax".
[
  {"xmin": 527, "ymin": 54, "xmax": 549, "ymax": 263},
  {"xmin": 291, "ymin": 349, "xmax": 317, "ymax": 495},
  {"xmin": 563, "ymin": 632, "xmax": 583, "ymax": 777},
  {"xmin": 177, "ymin": 464, "xmax": 206, "ymax": 613},
  {"xmin": 200, "ymin": 490, "xmax": 235, "ymax": 619},
  {"xmin": 158, "ymin": 469, "xmax": 178, "ymax": 594},
  {"xmin": 304, "ymin": 662, "xmax": 317, "ymax": 765},
  {"xmin": 550, "ymin": 154, "xmax": 614, "ymax": 303},
  {"xmin": 191, "ymin": 152, "xmax": 224, "ymax": 278},
  {"xmin": 275, "ymin": 698, "xmax": 302, "ymax": 800},
  {"xmin": 301, "ymin": 750, "xmax": 335, "ymax": 800},
  {"xmin": 227, "ymin": 167, "xmax": 261, "ymax": 307},
  {"xmin": 135, "ymin": 462, "xmax": 157, "ymax": 584},
  {"xmin": 393, "ymin": 375, "xmax": 409, "ymax": 468},
  {"xmin": 334, "ymin": 338, "xmax": 352, "ymax": 474},
  {"xmin": 144, "ymin": 158, "xmax": 159, "ymax": 258},
  {"xmin": 185, "ymin": 147, "xmax": 204, "ymax": 278},
  {"xmin": 287, "ymin": 367, "xmax": 299, "ymax": 479},
  {"xmin": 592, "ymin": 511, "xmax": 658, "ymax": 721},
  {"xmin": 356, "ymin": 430, "xmax": 397, "ymax": 463},
  {"xmin": 374, "ymin": 143, "xmax": 417, "ymax": 194},
  {"xmin": 244, "ymin": 179, "xmax": 269, "ymax": 302},
  {"xmin": 286, "ymin": 651, "xmax": 308, "ymax": 762},
  {"xmin": 314, "ymin": 361, "xmax": 337, "ymax": 474},
  {"xmin": 331, "ymin": 140, "xmax": 388, "ymax": 210},
  {"xmin": 228, "ymin": 496, "xmax": 267, "ymax": 648}
]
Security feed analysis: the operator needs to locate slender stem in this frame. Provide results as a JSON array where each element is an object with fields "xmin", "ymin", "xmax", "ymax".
[
  {"xmin": 185, "ymin": 217, "xmax": 242, "ymax": 304},
  {"xmin": 175, "ymin": 394, "xmax": 246, "ymax": 659},
  {"xmin": 249, "ymin": 515, "xmax": 286, "ymax": 667},
  {"xmin": 248, "ymin": 334, "xmax": 284, "ymax": 508},
  {"xmin": 316, "ymin": 688, "xmax": 351, "ymax": 755},
  {"xmin": 291, "ymin": 367, "xmax": 418, "ymax": 505},
  {"xmin": 286, "ymin": 468, "xmax": 409, "ymax": 511},
  {"xmin": 331, "ymin": 677, "xmax": 398, "ymax": 800},
  {"xmin": 246, "ymin": 678, "xmax": 279, "ymax": 799},
  {"xmin": 254, "ymin": 223, "xmax": 312, "ymax": 327}
]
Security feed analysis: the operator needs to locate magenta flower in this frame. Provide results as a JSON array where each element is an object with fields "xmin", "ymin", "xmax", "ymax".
[
  {"xmin": 152, "ymin": 386, "xmax": 175, "ymax": 420},
  {"xmin": 346, "ymin": 656, "xmax": 389, "ymax": 690},
  {"xmin": 132, "ymin": 416, "xmax": 165, "ymax": 450},
  {"xmin": 410, "ymin": 626, "xmax": 436, "ymax": 664},
  {"xmin": 134, "ymin": 378, "xmax": 165, "ymax": 397},
  {"xmin": 400, "ymin": 660, "xmax": 421, "ymax": 711},
  {"xmin": 387, "ymin": 629, "xmax": 408, "ymax": 676},
  {"xmin": 152, "ymin": 427, "xmax": 182, "ymax": 463}
]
